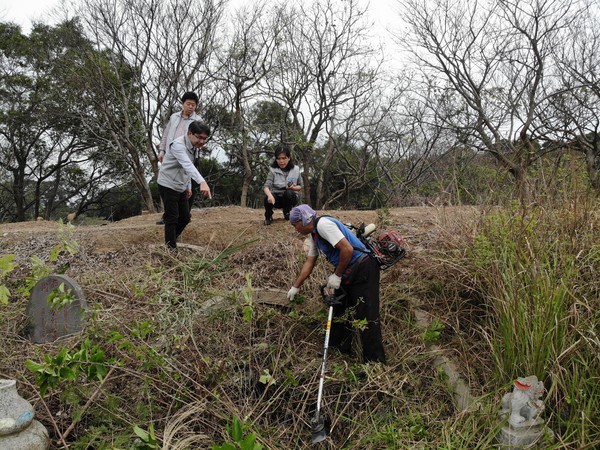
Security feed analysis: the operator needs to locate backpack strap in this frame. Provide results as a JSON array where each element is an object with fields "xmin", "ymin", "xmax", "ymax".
[
  {"xmin": 312, "ymin": 216, "xmax": 372, "ymax": 284},
  {"xmin": 312, "ymin": 216, "xmax": 371, "ymax": 255}
]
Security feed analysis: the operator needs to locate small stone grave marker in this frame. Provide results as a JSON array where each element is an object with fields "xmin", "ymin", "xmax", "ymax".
[{"xmin": 26, "ymin": 275, "xmax": 87, "ymax": 343}]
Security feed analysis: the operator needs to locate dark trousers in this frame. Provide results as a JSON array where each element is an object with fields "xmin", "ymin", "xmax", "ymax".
[
  {"xmin": 264, "ymin": 190, "xmax": 298, "ymax": 219},
  {"xmin": 161, "ymin": 180, "xmax": 198, "ymax": 222},
  {"xmin": 158, "ymin": 184, "xmax": 191, "ymax": 249},
  {"xmin": 329, "ymin": 256, "xmax": 386, "ymax": 364},
  {"xmin": 188, "ymin": 179, "xmax": 198, "ymax": 211}
]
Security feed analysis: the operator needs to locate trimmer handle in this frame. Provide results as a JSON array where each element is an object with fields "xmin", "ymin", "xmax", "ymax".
[{"xmin": 320, "ymin": 284, "xmax": 345, "ymax": 307}]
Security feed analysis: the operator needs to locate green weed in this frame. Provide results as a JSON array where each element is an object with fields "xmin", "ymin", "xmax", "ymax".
[
  {"xmin": 133, "ymin": 423, "xmax": 159, "ymax": 449},
  {"xmin": 421, "ymin": 318, "xmax": 445, "ymax": 344},
  {"xmin": 26, "ymin": 339, "xmax": 113, "ymax": 396},
  {"xmin": 47, "ymin": 282, "xmax": 76, "ymax": 310},
  {"xmin": 459, "ymin": 201, "xmax": 599, "ymax": 446},
  {"xmin": 211, "ymin": 416, "xmax": 263, "ymax": 450},
  {"xmin": 0, "ymin": 254, "xmax": 17, "ymax": 304}
]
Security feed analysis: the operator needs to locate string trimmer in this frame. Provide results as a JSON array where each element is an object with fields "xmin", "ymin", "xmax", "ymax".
[{"xmin": 311, "ymin": 285, "xmax": 345, "ymax": 444}]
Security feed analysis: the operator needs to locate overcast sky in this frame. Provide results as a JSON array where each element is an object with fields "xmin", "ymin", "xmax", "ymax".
[
  {"xmin": 0, "ymin": 0, "xmax": 60, "ymax": 32},
  {"xmin": 0, "ymin": 0, "xmax": 404, "ymax": 76},
  {"xmin": 1, "ymin": 0, "xmax": 402, "ymax": 36}
]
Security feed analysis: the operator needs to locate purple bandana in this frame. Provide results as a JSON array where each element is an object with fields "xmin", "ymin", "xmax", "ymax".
[{"xmin": 289, "ymin": 204, "xmax": 316, "ymax": 225}]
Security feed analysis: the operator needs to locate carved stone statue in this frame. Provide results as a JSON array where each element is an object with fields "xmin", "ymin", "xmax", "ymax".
[
  {"xmin": 501, "ymin": 375, "xmax": 545, "ymax": 427},
  {"xmin": 497, "ymin": 375, "xmax": 554, "ymax": 449}
]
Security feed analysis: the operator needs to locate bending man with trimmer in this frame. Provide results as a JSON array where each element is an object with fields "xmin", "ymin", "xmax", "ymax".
[{"xmin": 287, "ymin": 204, "xmax": 386, "ymax": 364}]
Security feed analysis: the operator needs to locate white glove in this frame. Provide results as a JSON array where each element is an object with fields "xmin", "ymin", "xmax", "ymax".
[
  {"xmin": 287, "ymin": 286, "xmax": 299, "ymax": 301},
  {"xmin": 327, "ymin": 274, "xmax": 342, "ymax": 290}
]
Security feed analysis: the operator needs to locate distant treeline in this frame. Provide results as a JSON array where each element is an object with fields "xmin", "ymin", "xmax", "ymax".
[{"xmin": 1, "ymin": 0, "xmax": 598, "ymax": 222}]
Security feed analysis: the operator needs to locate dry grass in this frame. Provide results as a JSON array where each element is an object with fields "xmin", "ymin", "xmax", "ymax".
[{"xmin": 1, "ymin": 205, "xmax": 556, "ymax": 449}]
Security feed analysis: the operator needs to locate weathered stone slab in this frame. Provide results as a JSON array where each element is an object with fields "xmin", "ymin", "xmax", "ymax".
[
  {"xmin": 253, "ymin": 288, "xmax": 288, "ymax": 306},
  {"xmin": 26, "ymin": 275, "xmax": 87, "ymax": 343}
]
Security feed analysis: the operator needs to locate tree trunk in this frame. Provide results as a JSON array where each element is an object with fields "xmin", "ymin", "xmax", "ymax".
[
  {"xmin": 13, "ymin": 169, "xmax": 26, "ymax": 222},
  {"xmin": 584, "ymin": 145, "xmax": 600, "ymax": 193},
  {"xmin": 130, "ymin": 159, "xmax": 156, "ymax": 213},
  {"xmin": 301, "ymin": 149, "xmax": 312, "ymax": 207},
  {"xmin": 512, "ymin": 165, "xmax": 530, "ymax": 207},
  {"xmin": 140, "ymin": 184, "xmax": 155, "ymax": 213},
  {"xmin": 315, "ymin": 118, "xmax": 336, "ymax": 209},
  {"xmin": 240, "ymin": 130, "xmax": 252, "ymax": 207}
]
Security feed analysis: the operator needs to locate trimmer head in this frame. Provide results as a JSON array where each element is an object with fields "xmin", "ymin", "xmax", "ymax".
[{"xmin": 311, "ymin": 414, "xmax": 330, "ymax": 444}]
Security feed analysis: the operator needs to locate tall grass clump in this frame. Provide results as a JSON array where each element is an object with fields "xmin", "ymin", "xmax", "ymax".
[{"xmin": 465, "ymin": 199, "xmax": 599, "ymax": 447}]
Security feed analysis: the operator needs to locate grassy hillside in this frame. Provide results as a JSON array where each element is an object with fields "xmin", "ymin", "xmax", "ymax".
[{"xmin": 0, "ymin": 205, "xmax": 597, "ymax": 449}]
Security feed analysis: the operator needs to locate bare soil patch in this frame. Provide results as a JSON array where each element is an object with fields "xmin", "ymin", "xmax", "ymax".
[
  {"xmin": 0, "ymin": 205, "xmax": 451, "ymax": 255},
  {"xmin": 0, "ymin": 204, "xmax": 478, "ymax": 332}
]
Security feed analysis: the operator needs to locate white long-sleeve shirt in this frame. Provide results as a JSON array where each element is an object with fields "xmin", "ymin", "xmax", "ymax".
[{"xmin": 158, "ymin": 111, "xmax": 201, "ymax": 153}]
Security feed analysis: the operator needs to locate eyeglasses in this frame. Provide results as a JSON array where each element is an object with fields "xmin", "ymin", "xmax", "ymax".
[{"xmin": 194, "ymin": 134, "xmax": 209, "ymax": 142}]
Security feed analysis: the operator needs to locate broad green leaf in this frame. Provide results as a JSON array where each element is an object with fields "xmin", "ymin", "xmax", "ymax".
[
  {"xmin": 212, "ymin": 444, "xmax": 236, "ymax": 450},
  {"xmin": 242, "ymin": 305, "xmax": 253, "ymax": 322},
  {"xmin": 59, "ymin": 366, "xmax": 76, "ymax": 381},
  {"xmin": 133, "ymin": 426, "xmax": 149, "ymax": 440},
  {"xmin": 49, "ymin": 244, "xmax": 61, "ymax": 262},
  {"xmin": 231, "ymin": 417, "xmax": 243, "ymax": 442},
  {"xmin": 0, "ymin": 285, "xmax": 10, "ymax": 304},
  {"xmin": 0, "ymin": 254, "xmax": 16, "ymax": 274},
  {"xmin": 240, "ymin": 434, "xmax": 258, "ymax": 450},
  {"xmin": 25, "ymin": 360, "xmax": 45, "ymax": 373}
]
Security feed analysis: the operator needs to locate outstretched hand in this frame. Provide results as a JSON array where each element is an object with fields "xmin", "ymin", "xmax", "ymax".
[{"xmin": 199, "ymin": 181, "xmax": 212, "ymax": 199}]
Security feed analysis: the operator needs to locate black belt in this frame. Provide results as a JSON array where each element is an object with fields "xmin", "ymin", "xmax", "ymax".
[
  {"xmin": 352, "ymin": 253, "xmax": 369, "ymax": 266},
  {"xmin": 342, "ymin": 253, "xmax": 369, "ymax": 281}
]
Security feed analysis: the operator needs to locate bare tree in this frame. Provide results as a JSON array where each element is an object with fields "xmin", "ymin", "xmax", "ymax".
[
  {"xmin": 318, "ymin": 77, "xmax": 401, "ymax": 208},
  {"xmin": 74, "ymin": 0, "xmax": 225, "ymax": 212},
  {"xmin": 208, "ymin": 1, "xmax": 284, "ymax": 207},
  {"xmin": 398, "ymin": 0, "xmax": 585, "ymax": 203},
  {"xmin": 320, "ymin": 71, "xmax": 472, "ymax": 208},
  {"xmin": 269, "ymin": 0, "xmax": 384, "ymax": 208},
  {"xmin": 547, "ymin": 3, "xmax": 600, "ymax": 190}
]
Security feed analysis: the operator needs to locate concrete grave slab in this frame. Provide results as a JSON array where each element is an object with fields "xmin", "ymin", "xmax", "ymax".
[{"xmin": 252, "ymin": 288, "xmax": 289, "ymax": 307}]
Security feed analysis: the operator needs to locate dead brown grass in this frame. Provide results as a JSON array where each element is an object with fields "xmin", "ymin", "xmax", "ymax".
[{"xmin": 0, "ymin": 205, "xmax": 488, "ymax": 449}]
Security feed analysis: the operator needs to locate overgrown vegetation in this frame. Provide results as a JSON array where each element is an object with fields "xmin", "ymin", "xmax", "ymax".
[
  {"xmin": 0, "ymin": 201, "xmax": 598, "ymax": 448},
  {"xmin": 425, "ymin": 194, "xmax": 600, "ymax": 449}
]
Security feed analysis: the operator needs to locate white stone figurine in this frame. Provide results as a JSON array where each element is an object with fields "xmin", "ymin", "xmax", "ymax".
[{"xmin": 501, "ymin": 375, "xmax": 545, "ymax": 427}]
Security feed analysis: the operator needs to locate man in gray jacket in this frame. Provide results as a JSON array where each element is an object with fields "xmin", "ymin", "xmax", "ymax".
[
  {"xmin": 157, "ymin": 91, "xmax": 201, "ymax": 161},
  {"xmin": 157, "ymin": 92, "xmax": 202, "ymax": 224},
  {"xmin": 157, "ymin": 121, "xmax": 212, "ymax": 249}
]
